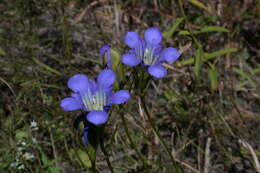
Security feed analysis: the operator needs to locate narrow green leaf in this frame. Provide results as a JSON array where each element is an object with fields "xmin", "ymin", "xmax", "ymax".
[
  {"xmin": 200, "ymin": 26, "xmax": 229, "ymax": 33},
  {"xmin": 178, "ymin": 26, "xmax": 229, "ymax": 35},
  {"xmin": 252, "ymin": 67, "xmax": 260, "ymax": 74},
  {"xmin": 0, "ymin": 47, "xmax": 6, "ymax": 56},
  {"xmin": 178, "ymin": 48, "xmax": 237, "ymax": 66},
  {"xmin": 162, "ymin": 17, "xmax": 184, "ymax": 38},
  {"xmin": 15, "ymin": 130, "xmax": 29, "ymax": 140},
  {"xmin": 32, "ymin": 58, "xmax": 62, "ymax": 76},
  {"xmin": 208, "ymin": 64, "xmax": 218, "ymax": 90},
  {"xmin": 234, "ymin": 68, "xmax": 256, "ymax": 88},
  {"xmin": 194, "ymin": 46, "xmax": 203, "ymax": 79},
  {"xmin": 69, "ymin": 149, "xmax": 92, "ymax": 168},
  {"xmin": 188, "ymin": 0, "xmax": 212, "ymax": 13}
]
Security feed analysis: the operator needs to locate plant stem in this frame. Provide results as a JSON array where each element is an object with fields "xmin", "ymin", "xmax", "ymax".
[
  {"xmin": 140, "ymin": 95, "xmax": 180, "ymax": 172},
  {"xmin": 100, "ymin": 135, "xmax": 115, "ymax": 173},
  {"xmin": 120, "ymin": 113, "xmax": 150, "ymax": 173}
]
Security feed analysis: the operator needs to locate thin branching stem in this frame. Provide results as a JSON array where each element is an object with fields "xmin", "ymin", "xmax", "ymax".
[
  {"xmin": 100, "ymin": 135, "xmax": 115, "ymax": 173},
  {"xmin": 120, "ymin": 113, "xmax": 150, "ymax": 173},
  {"xmin": 140, "ymin": 95, "xmax": 180, "ymax": 172}
]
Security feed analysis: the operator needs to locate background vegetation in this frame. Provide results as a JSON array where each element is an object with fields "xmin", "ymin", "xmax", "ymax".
[{"xmin": 0, "ymin": 0, "xmax": 259, "ymax": 172}]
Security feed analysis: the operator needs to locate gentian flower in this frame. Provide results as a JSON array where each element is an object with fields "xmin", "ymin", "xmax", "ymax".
[
  {"xmin": 122, "ymin": 27, "xmax": 180, "ymax": 78},
  {"xmin": 60, "ymin": 69, "xmax": 130, "ymax": 125},
  {"xmin": 100, "ymin": 45, "xmax": 112, "ymax": 68}
]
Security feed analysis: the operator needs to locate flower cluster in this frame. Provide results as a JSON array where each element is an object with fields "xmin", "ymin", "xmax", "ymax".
[
  {"xmin": 60, "ymin": 27, "xmax": 180, "ymax": 146},
  {"xmin": 122, "ymin": 27, "xmax": 180, "ymax": 78}
]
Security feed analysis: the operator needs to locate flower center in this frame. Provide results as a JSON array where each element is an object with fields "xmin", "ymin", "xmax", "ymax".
[
  {"xmin": 82, "ymin": 88, "xmax": 106, "ymax": 111},
  {"xmin": 140, "ymin": 46, "xmax": 159, "ymax": 66}
]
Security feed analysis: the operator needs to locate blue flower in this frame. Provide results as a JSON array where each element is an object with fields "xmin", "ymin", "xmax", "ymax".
[
  {"xmin": 122, "ymin": 27, "xmax": 180, "ymax": 78},
  {"xmin": 60, "ymin": 69, "xmax": 130, "ymax": 125},
  {"xmin": 100, "ymin": 45, "xmax": 112, "ymax": 68}
]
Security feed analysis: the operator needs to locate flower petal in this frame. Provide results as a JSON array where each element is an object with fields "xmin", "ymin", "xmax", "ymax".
[
  {"xmin": 124, "ymin": 31, "xmax": 142, "ymax": 48},
  {"xmin": 87, "ymin": 111, "xmax": 108, "ymax": 125},
  {"xmin": 100, "ymin": 45, "xmax": 111, "ymax": 56},
  {"xmin": 60, "ymin": 97, "xmax": 82, "ymax": 111},
  {"xmin": 122, "ymin": 53, "xmax": 141, "ymax": 66},
  {"xmin": 148, "ymin": 65, "xmax": 167, "ymax": 78},
  {"xmin": 144, "ymin": 27, "xmax": 162, "ymax": 45},
  {"xmin": 97, "ymin": 69, "xmax": 115, "ymax": 88},
  {"xmin": 108, "ymin": 90, "xmax": 130, "ymax": 105},
  {"xmin": 160, "ymin": 47, "xmax": 180, "ymax": 63},
  {"xmin": 68, "ymin": 74, "xmax": 89, "ymax": 92},
  {"xmin": 100, "ymin": 45, "xmax": 112, "ymax": 68}
]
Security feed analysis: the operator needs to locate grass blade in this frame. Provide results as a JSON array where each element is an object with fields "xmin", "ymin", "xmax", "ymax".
[
  {"xmin": 162, "ymin": 17, "xmax": 184, "ymax": 39},
  {"xmin": 32, "ymin": 58, "xmax": 62, "ymax": 76},
  {"xmin": 177, "ymin": 48, "xmax": 238, "ymax": 66},
  {"xmin": 209, "ymin": 64, "xmax": 218, "ymax": 90},
  {"xmin": 194, "ymin": 46, "xmax": 203, "ymax": 79}
]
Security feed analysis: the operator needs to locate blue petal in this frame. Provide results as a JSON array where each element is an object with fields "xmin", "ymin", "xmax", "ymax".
[
  {"xmin": 97, "ymin": 69, "xmax": 115, "ymax": 88},
  {"xmin": 88, "ymin": 79, "xmax": 98, "ymax": 94},
  {"xmin": 124, "ymin": 31, "xmax": 141, "ymax": 48},
  {"xmin": 100, "ymin": 45, "xmax": 112, "ymax": 68},
  {"xmin": 68, "ymin": 74, "xmax": 89, "ymax": 92},
  {"xmin": 160, "ymin": 47, "xmax": 180, "ymax": 63},
  {"xmin": 122, "ymin": 53, "xmax": 141, "ymax": 66},
  {"xmin": 148, "ymin": 65, "xmax": 167, "ymax": 78},
  {"xmin": 100, "ymin": 45, "xmax": 111, "ymax": 56},
  {"xmin": 144, "ymin": 27, "xmax": 162, "ymax": 45},
  {"xmin": 87, "ymin": 111, "xmax": 108, "ymax": 125},
  {"xmin": 108, "ymin": 90, "xmax": 130, "ymax": 105},
  {"xmin": 60, "ymin": 97, "xmax": 82, "ymax": 111}
]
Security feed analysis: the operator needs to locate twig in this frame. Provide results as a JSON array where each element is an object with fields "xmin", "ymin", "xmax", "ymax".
[
  {"xmin": 239, "ymin": 139, "xmax": 260, "ymax": 172},
  {"xmin": 120, "ymin": 112, "xmax": 150, "ymax": 173},
  {"xmin": 204, "ymin": 137, "xmax": 212, "ymax": 173},
  {"xmin": 100, "ymin": 135, "xmax": 115, "ymax": 173},
  {"xmin": 48, "ymin": 127, "xmax": 61, "ymax": 171},
  {"xmin": 140, "ymin": 95, "xmax": 201, "ymax": 173}
]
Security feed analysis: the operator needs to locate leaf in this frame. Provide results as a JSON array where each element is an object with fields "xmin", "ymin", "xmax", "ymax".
[
  {"xmin": 15, "ymin": 130, "xmax": 29, "ymax": 140},
  {"xmin": 162, "ymin": 17, "xmax": 184, "ymax": 38},
  {"xmin": 32, "ymin": 58, "xmax": 62, "ymax": 76},
  {"xmin": 208, "ymin": 64, "xmax": 218, "ymax": 90},
  {"xmin": 252, "ymin": 67, "xmax": 260, "ymax": 74},
  {"xmin": 234, "ymin": 68, "xmax": 256, "ymax": 88},
  {"xmin": 69, "ymin": 149, "xmax": 92, "ymax": 168},
  {"xmin": 177, "ymin": 48, "xmax": 237, "ymax": 66},
  {"xmin": 0, "ymin": 47, "xmax": 6, "ymax": 56},
  {"xmin": 178, "ymin": 26, "xmax": 229, "ymax": 35},
  {"xmin": 188, "ymin": 0, "xmax": 212, "ymax": 13},
  {"xmin": 199, "ymin": 26, "xmax": 229, "ymax": 33},
  {"xmin": 194, "ymin": 46, "xmax": 203, "ymax": 79}
]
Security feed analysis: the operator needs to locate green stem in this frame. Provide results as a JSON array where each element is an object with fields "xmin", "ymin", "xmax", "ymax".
[
  {"xmin": 140, "ymin": 95, "xmax": 180, "ymax": 172},
  {"xmin": 100, "ymin": 134, "xmax": 115, "ymax": 173},
  {"xmin": 120, "ymin": 113, "xmax": 150, "ymax": 173}
]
